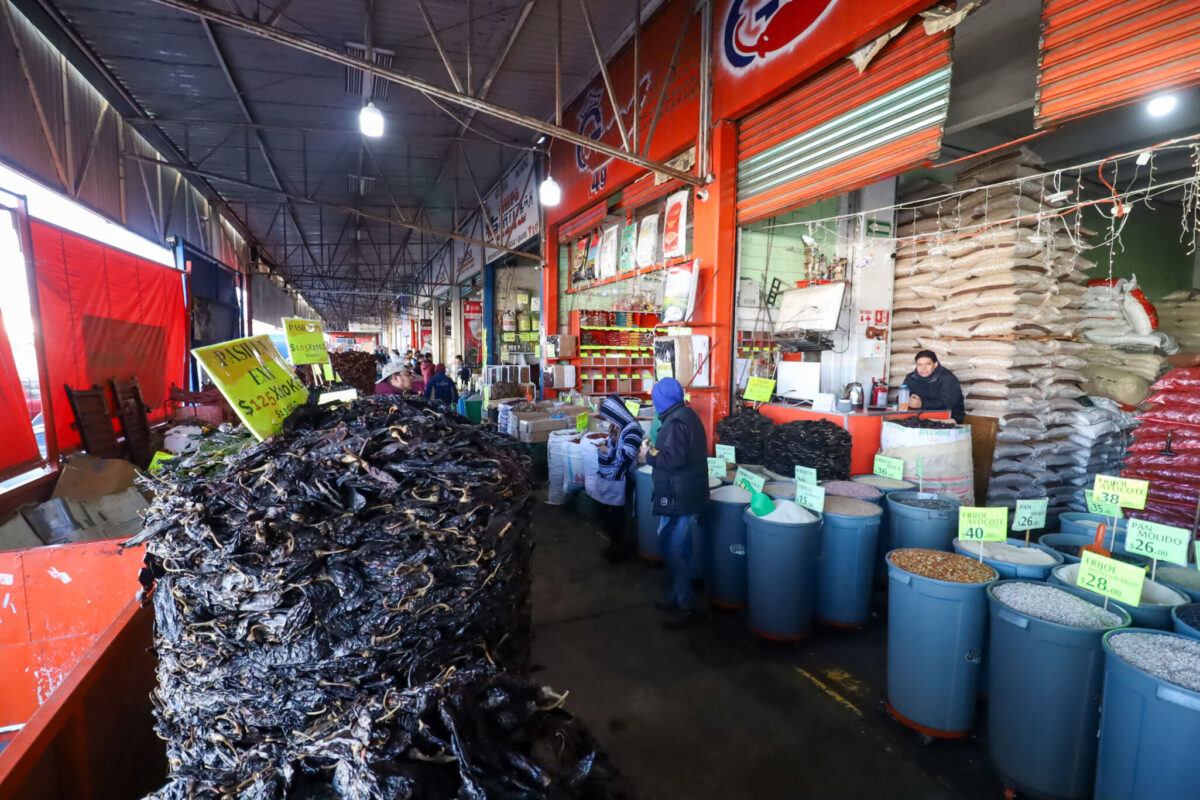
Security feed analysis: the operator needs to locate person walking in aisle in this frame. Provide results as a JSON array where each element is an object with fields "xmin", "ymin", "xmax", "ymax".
[
  {"xmin": 424, "ymin": 363, "xmax": 458, "ymax": 406},
  {"xmin": 644, "ymin": 377, "xmax": 709, "ymax": 628},
  {"xmin": 454, "ymin": 354, "xmax": 472, "ymax": 391},
  {"xmin": 594, "ymin": 395, "xmax": 643, "ymax": 562},
  {"xmin": 374, "ymin": 361, "xmax": 413, "ymax": 396}
]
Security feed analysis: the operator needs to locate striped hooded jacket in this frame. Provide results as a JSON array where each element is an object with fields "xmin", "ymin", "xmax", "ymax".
[{"xmin": 596, "ymin": 395, "xmax": 643, "ymax": 481}]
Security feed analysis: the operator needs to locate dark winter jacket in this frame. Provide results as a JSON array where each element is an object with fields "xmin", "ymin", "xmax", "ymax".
[
  {"xmin": 903, "ymin": 364, "xmax": 965, "ymax": 423},
  {"xmin": 646, "ymin": 401, "xmax": 709, "ymax": 517},
  {"xmin": 423, "ymin": 371, "xmax": 459, "ymax": 406}
]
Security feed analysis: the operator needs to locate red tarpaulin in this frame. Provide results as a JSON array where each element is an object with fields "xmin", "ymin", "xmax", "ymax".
[
  {"xmin": 30, "ymin": 221, "xmax": 187, "ymax": 452},
  {"xmin": 0, "ymin": 306, "xmax": 41, "ymax": 477}
]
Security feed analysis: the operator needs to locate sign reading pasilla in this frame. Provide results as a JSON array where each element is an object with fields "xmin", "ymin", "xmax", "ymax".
[
  {"xmin": 282, "ymin": 317, "xmax": 329, "ymax": 365},
  {"xmin": 958, "ymin": 507, "xmax": 1008, "ymax": 542},
  {"xmin": 192, "ymin": 335, "xmax": 307, "ymax": 441}
]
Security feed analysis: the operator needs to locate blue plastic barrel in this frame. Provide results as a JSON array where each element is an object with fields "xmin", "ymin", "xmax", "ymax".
[
  {"xmin": 1171, "ymin": 605, "xmax": 1200, "ymax": 640},
  {"xmin": 850, "ymin": 475, "xmax": 914, "ymax": 579},
  {"xmin": 887, "ymin": 549, "xmax": 996, "ymax": 736},
  {"xmin": 816, "ymin": 504, "xmax": 882, "ymax": 627},
  {"xmin": 761, "ymin": 481, "xmax": 795, "ymax": 499},
  {"xmin": 634, "ymin": 467, "xmax": 661, "ymax": 563},
  {"xmin": 1049, "ymin": 563, "xmax": 1189, "ymax": 630},
  {"xmin": 744, "ymin": 507, "xmax": 823, "ymax": 641},
  {"xmin": 887, "ymin": 491, "xmax": 961, "ymax": 552},
  {"xmin": 1095, "ymin": 629, "xmax": 1200, "ymax": 799},
  {"xmin": 1059, "ymin": 513, "xmax": 1127, "ymax": 546},
  {"xmin": 951, "ymin": 537, "xmax": 1064, "ymax": 580},
  {"xmin": 706, "ymin": 494, "xmax": 750, "ymax": 609},
  {"xmin": 987, "ymin": 580, "xmax": 1130, "ymax": 799},
  {"xmin": 1038, "ymin": 533, "xmax": 1152, "ymax": 570},
  {"xmin": 1153, "ymin": 567, "xmax": 1200, "ymax": 603}
]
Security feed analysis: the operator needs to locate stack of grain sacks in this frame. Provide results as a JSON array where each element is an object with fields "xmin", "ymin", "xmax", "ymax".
[
  {"xmin": 1154, "ymin": 289, "xmax": 1200, "ymax": 352},
  {"xmin": 889, "ymin": 149, "xmax": 1094, "ymax": 516},
  {"xmin": 1078, "ymin": 277, "xmax": 1174, "ymax": 406}
]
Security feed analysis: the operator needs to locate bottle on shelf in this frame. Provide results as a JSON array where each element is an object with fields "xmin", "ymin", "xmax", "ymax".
[{"xmin": 897, "ymin": 384, "xmax": 910, "ymax": 411}]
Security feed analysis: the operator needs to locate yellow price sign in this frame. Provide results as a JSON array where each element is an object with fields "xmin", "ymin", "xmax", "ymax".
[
  {"xmin": 282, "ymin": 317, "xmax": 328, "ymax": 365},
  {"xmin": 874, "ymin": 455, "xmax": 904, "ymax": 481},
  {"xmin": 148, "ymin": 450, "xmax": 175, "ymax": 473},
  {"xmin": 192, "ymin": 335, "xmax": 307, "ymax": 441},
  {"xmin": 625, "ymin": 400, "xmax": 641, "ymax": 416},
  {"xmin": 1077, "ymin": 551, "xmax": 1145, "ymax": 606},
  {"xmin": 744, "ymin": 377, "xmax": 776, "ymax": 402},
  {"xmin": 958, "ymin": 507, "xmax": 1008, "ymax": 542},
  {"xmin": 321, "ymin": 362, "xmax": 335, "ymax": 381},
  {"xmin": 1092, "ymin": 475, "xmax": 1149, "ymax": 510},
  {"xmin": 1085, "ymin": 490, "xmax": 1123, "ymax": 519},
  {"xmin": 576, "ymin": 412, "xmax": 589, "ymax": 433}
]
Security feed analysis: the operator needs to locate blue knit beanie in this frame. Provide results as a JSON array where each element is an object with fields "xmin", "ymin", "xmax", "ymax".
[{"xmin": 652, "ymin": 378, "xmax": 684, "ymax": 414}]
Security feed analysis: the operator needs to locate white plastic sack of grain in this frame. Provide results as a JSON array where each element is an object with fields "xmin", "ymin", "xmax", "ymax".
[
  {"xmin": 879, "ymin": 437, "xmax": 974, "ymax": 505},
  {"xmin": 547, "ymin": 430, "xmax": 581, "ymax": 504}
]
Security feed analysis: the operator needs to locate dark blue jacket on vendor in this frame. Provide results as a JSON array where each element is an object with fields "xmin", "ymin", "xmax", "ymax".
[
  {"xmin": 645, "ymin": 379, "xmax": 709, "ymax": 516},
  {"xmin": 423, "ymin": 364, "xmax": 458, "ymax": 406},
  {"xmin": 903, "ymin": 350, "xmax": 965, "ymax": 423}
]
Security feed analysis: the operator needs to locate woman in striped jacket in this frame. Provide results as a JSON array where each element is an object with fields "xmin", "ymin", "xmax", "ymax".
[{"xmin": 596, "ymin": 394, "xmax": 644, "ymax": 562}]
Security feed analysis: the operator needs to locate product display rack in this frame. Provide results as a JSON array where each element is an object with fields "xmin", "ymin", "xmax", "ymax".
[{"xmin": 559, "ymin": 309, "xmax": 662, "ymax": 397}]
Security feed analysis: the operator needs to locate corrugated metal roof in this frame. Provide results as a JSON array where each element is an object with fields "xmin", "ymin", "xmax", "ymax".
[{"xmin": 40, "ymin": 0, "xmax": 660, "ymax": 321}]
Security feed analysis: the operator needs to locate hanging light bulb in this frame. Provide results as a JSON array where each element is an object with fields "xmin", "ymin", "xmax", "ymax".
[
  {"xmin": 1147, "ymin": 94, "xmax": 1177, "ymax": 117},
  {"xmin": 359, "ymin": 102, "xmax": 384, "ymax": 137},
  {"xmin": 539, "ymin": 174, "xmax": 561, "ymax": 207}
]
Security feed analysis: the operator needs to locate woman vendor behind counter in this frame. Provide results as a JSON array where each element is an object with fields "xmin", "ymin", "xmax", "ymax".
[{"xmin": 903, "ymin": 349, "xmax": 965, "ymax": 423}]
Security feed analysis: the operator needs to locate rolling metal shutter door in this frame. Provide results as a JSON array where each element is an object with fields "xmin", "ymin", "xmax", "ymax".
[
  {"xmin": 1036, "ymin": 0, "xmax": 1200, "ymax": 129},
  {"xmin": 736, "ymin": 23, "xmax": 953, "ymax": 226}
]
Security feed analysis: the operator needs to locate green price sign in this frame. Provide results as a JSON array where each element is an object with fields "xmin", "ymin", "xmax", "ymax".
[
  {"xmin": 1013, "ymin": 498, "xmax": 1048, "ymax": 532},
  {"xmin": 744, "ymin": 377, "xmax": 776, "ymax": 402},
  {"xmin": 1195, "ymin": 541, "xmax": 1200, "ymax": 568},
  {"xmin": 1078, "ymin": 551, "xmax": 1145, "ymax": 606},
  {"xmin": 874, "ymin": 455, "xmax": 904, "ymax": 481},
  {"xmin": 794, "ymin": 465, "xmax": 818, "ymax": 485},
  {"xmin": 715, "ymin": 444, "xmax": 737, "ymax": 463},
  {"xmin": 1085, "ymin": 490, "xmax": 1123, "ymax": 519},
  {"xmin": 958, "ymin": 507, "xmax": 1009, "ymax": 542},
  {"xmin": 1092, "ymin": 475, "xmax": 1149, "ymax": 511},
  {"xmin": 736, "ymin": 467, "xmax": 765, "ymax": 494},
  {"xmin": 625, "ymin": 400, "xmax": 641, "ymax": 416},
  {"xmin": 192, "ymin": 335, "xmax": 307, "ymax": 441},
  {"xmin": 148, "ymin": 450, "xmax": 174, "ymax": 473},
  {"xmin": 707, "ymin": 457, "xmax": 727, "ymax": 479},
  {"xmin": 282, "ymin": 317, "xmax": 328, "ymax": 366},
  {"xmin": 916, "ymin": 458, "xmax": 924, "ymax": 480},
  {"xmin": 576, "ymin": 413, "xmax": 589, "ymax": 433},
  {"xmin": 1125, "ymin": 519, "xmax": 1190, "ymax": 566},
  {"xmin": 793, "ymin": 480, "xmax": 825, "ymax": 513},
  {"xmin": 321, "ymin": 362, "xmax": 336, "ymax": 381}
]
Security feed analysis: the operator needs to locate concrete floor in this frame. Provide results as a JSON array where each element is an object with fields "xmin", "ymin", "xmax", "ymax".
[{"xmin": 530, "ymin": 499, "xmax": 1007, "ymax": 800}]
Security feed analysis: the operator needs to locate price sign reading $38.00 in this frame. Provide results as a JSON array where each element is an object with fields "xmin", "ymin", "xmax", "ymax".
[
  {"xmin": 1013, "ymin": 498, "xmax": 1048, "ymax": 531},
  {"xmin": 1091, "ymin": 475, "xmax": 1149, "ymax": 511}
]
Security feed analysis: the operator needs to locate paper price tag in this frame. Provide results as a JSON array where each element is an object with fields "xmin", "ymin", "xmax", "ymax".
[
  {"xmin": 794, "ymin": 480, "xmax": 825, "ymax": 513},
  {"xmin": 1092, "ymin": 475, "xmax": 1149, "ymax": 510},
  {"xmin": 874, "ymin": 455, "xmax": 904, "ymax": 481},
  {"xmin": 321, "ymin": 363, "xmax": 335, "ymax": 381},
  {"xmin": 707, "ymin": 457, "xmax": 727, "ymax": 479},
  {"xmin": 625, "ymin": 400, "xmax": 641, "ymax": 416},
  {"xmin": 576, "ymin": 413, "xmax": 589, "ymax": 433},
  {"xmin": 193, "ymin": 335, "xmax": 307, "ymax": 441},
  {"xmin": 148, "ymin": 450, "xmax": 174, "ymax": 473},
  {"xmin": 1078, "ymin": 551, "xmax": 1145, "ymax": 606},
  {"xmin": 958, "ymin": 507, "xmax": 1008, "ymax": 542},
  {"xmin": 1125, "ymin": 519, "xmax": 1191, "ymax": 566},
  {"xmin": 744, "ymin": 377, "xmax": 776, "ymax": 402},
  {"xmin": 1085, "ymin": 490, "xmax": 1123, "ymax": 519},
  {"xmin": 1013, "ymin": 498, "xmax": 1048, "ymax": 532},
  {"xmin": 282, "ymin": 318, "xmax": 328, "ymax": 365},
  {"xmin": 715, "ymin": 444, "xmax": 737, "ymax": 463},
  {"xmin": 736, "ymin": 467, "xmax": 765, "ymax": 494},
  {"xmin": 794, "ymin": 465, "xmax": 818, "ymax": 485}
]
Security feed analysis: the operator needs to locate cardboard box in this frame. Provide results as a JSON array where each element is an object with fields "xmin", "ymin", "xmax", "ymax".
[
  {"xmin": 518, "ymin": 415, "xmax": 571, "ymax": 443},
  {"xmin": 557, "ymin": 334, "xmax": 578, "ymax": 358},
  {"xmin": 0, "ymin": 513, "xmax": 41, "ymax": 552}
]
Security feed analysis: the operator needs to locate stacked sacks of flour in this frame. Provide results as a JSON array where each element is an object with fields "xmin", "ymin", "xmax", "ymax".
[
  {"xmin": 1122, "ymin": 367, "xmax": 1200, "ymax": 527},
  {"xmin": 1078, "ymin": 277, "xmax": 1174, "ymax": 406},
  {"xmin": 1154, "ymin": 289, "xmax": 1200, "ymax": 352},
  {"xmin": 1063, "ymin": 397, "xmax": 1138, "ymax": 510},
  {"xmin": 889, "ymin": 148, "xmax": 1098, "ymax": 515}
]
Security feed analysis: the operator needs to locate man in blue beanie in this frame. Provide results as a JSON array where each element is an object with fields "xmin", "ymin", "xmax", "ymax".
[{"xmin": 644, "ymin": 377, "xmax": 709, "ymax": 628}]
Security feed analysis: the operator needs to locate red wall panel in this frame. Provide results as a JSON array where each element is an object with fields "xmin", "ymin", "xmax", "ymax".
[{"xmin": 0, "ymin": 306, "xmax": 40, "ymax": 476}]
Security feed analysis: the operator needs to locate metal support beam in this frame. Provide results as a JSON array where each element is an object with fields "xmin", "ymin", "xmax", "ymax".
[
  {"xmin": 697, "ymin": 0, "xmax": 712, "ymax": 178},
  {"xmin": 578, "ymin": 0, "xmax": 630, "ymax": 151},
  {"xmin": 642, "ymin": 8, "xmax": 689, "ymax": 158},
  {"xmin": 150, "ymin": 0, "xmax": 705, "ymax": 186},
  {"xmin": 122, "ymin": 153, "xmax": 543, "ymax": 263},
  {"xmin": 413, "ymin": 0, "xmax": 464, "ymax": 93}
]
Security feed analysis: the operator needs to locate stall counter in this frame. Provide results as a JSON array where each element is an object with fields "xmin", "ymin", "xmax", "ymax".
[{"xmin": 754, "ymin": 404, "xmax": 951, "ymax": 476}]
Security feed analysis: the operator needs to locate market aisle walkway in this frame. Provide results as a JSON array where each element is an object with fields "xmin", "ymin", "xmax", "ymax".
[{"xmin": 531, "ymin": 499, "xmax": 1004, "ymax": 800}]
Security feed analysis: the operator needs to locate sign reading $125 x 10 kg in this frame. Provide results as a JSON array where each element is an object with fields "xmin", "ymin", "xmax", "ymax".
[{"xmin": 193, "ymin": 335, "xmax": 307, "ymax": 441}]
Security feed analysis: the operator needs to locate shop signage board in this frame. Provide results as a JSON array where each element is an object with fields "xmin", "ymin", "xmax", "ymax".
[
  {"xmin": 1085, "ymin": 490, "xmax": 1123, "ymax": 519},
  {"xmin": 282, "ymin": 318, "xmax": 328, "ymax": 365},
  {"xmin": 1077, "ymin": 551, "xmax": 1145, "ymax": 606},
  {"xmin": 958, "ymin": 507, "xmax": 1008, "ymax": 542},
  {"xmin": 1013, "ymin": 499, "xmax": 1048, "ymax": 532},
  {"xmin": 708, "ymin": 457, "xmax": 727, "ymax": 478},
  {"xmin": 1125, "ymin": 520, "xmax": 1190, "ymax": 566},
  {"xmin": 873, "ymin": 455, "xmax": 904, "ymax": 481},
  {"xmin": 794, "ymin": 465, "xmax": 817, "ymax": 485},
  {"xmin": 193, "ymin": 335, "xmax": 306, "ymax": 441},
  {"xmin": 1092, "ymin": 475, "xmax": 1148, "ymax": 510},
  {"xmin": 715, "ymin": 444, "xmax": 737, "ymax": 462},
  {"xmin": 794, "ymin": 480, "xmax": 825, "ymax": 513},
  {"xmin": 484, "ymin": 152, "xmax": 540, "ymax": 263},
  {"xmin": 736, "ymin": 467, "xmax": 765, "ymax": 494},
  {"xmin": 744, "ymin": 377, "xmax": 775, "ymax": 402}
]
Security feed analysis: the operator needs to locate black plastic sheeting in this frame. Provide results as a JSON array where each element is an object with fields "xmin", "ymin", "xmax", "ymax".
[
  {"xmin": 129, "ymin": 396, "xmax": 635, "ymax": 800},
  {"xmin": 763, "ymin": 420, "xmax": 853, "ymax": 481},
  {"xmin": 714, "ymin": 407, "xmax": 775, "ymax": 465}
]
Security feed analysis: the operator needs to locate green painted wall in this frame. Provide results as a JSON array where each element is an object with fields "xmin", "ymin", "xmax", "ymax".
[{"xmin": 1084, "ymin": 205, "xmax": 1195, "ymax": 302}]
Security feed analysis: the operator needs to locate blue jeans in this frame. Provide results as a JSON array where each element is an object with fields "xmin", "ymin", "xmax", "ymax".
[{"xmin": 657, "ymin": 514, "xmax": 697, "ymax": 611}]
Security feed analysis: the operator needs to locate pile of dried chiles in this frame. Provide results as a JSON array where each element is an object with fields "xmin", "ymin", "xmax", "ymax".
[
  {"xmin": 329, "ymin": 350, "xmax": 381, "ymax": 396},
  {"xmin": 131, "ymin": 396, "xmax": 634, "ymax": 800}
]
